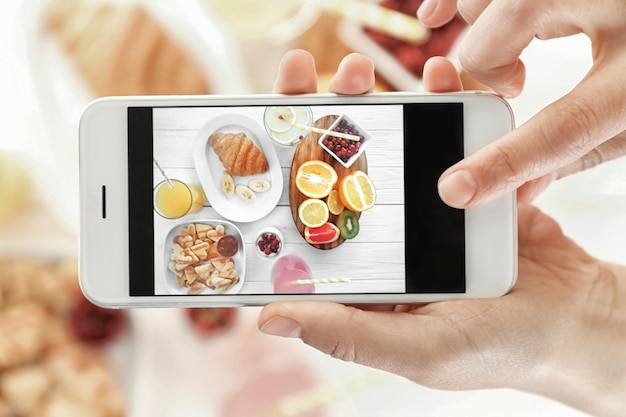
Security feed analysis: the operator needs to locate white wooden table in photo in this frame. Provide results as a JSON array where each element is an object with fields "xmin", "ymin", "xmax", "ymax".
[{"xmin": 152, "ymin": 104, "xmax": 406, "ymax": 296}]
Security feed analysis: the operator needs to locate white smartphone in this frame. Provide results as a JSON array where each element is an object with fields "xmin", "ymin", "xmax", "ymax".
[{"xmin": 79, "ymin": 92, "xmax": 517, "ymax": 308}]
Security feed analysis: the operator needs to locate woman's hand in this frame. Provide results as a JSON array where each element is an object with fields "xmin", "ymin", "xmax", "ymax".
[
  {"xmin": 260, "ymin": 203, "xmax": 626, "ymax": 416},
  {"xmin": 271, "ymin": 49, "xmax": 462, "ymax": 95},
  {"xmin": 417, "ymin": 0, "xmax": 626, "ymax": 206},
  {"xmin": 260, "ymin": 49, "xmax": 626, "ymax": 417}
]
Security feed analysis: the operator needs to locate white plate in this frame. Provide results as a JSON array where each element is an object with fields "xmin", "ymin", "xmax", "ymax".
[
  {"xmin": 163, "ymin": 220, "xmax": 246, "ymax": 295},
  {"xmin": 193, "ymin": 114, "xmax": 283, "ymax": 223}
]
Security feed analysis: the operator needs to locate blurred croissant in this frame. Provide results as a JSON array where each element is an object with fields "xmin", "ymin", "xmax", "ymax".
[
  {"xmin": 209, "ymin": 132, "xmax": 268, "ymax": 176},
  {"xmin": 44, "ymin": 0, "xmax": 210, "ymax": 97}
]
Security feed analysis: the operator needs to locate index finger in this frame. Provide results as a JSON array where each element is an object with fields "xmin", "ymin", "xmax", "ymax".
[
  {"xmin": 417, "ymin": 0, "xmax": 459, "ymax": 28},
  {"xmin": 458, "ymin": 1, "xmax": 538, "ymax": 97},
  {"xmin": 417, "ymin": 0, "xmax": 493, "ymax": 29},
  {"xmin": 459, "ymin": 0, "xmax": 583, "ymax": 97},
  {"xmin": 438, "ymin": 57, "xmax": 626, "ymax": 208}
]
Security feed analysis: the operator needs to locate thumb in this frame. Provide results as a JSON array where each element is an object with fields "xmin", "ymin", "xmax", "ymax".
[
  {"xmin": 438, "ymin": 57, "xmax": 626, "ymax": 208},
  {"xmin": 258, "ymin": 301, "xmax": 425, "ymax": 370},
  {"xmin": 257, "ymin": 301, "xmax": 515, "ymax": 390}
]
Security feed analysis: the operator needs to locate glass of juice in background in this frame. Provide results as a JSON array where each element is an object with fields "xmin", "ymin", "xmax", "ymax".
[
  {"xmin": 263, "ymin": 106, "xmax": 313, "ymax": 146},
  {"xmin": 204, "ymin": 0, "xmax": 320, "ymax": 93},
  {"xmin": 154, "ymin": 179, "xmax": 205, "ymax": 219},
  {"xmin": 271, "ymin": 254, "xmax": 315, "ymax": 294}
]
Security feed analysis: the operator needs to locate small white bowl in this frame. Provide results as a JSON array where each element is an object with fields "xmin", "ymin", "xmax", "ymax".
[
  {"xmin": 255, "ymin": 226, "xmax": 284, "ymax": 259},
  {"xmin": 318, "ymin": 114, "xmax": 371, "ymax": 168}
]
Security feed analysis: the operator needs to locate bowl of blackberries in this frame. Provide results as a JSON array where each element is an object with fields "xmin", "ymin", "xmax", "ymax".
[
  {"xmin": 319, "ymin": 114, "xmax": 371, "ymax": 168},
  {"xmin": 256, "ymin": 226, "xmax": 283, "ymax": 259}
]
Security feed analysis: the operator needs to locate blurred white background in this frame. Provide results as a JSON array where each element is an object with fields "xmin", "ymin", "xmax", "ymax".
[
  {"xmin": 1, "ymin": 0, "xmax": 624, "ymax": 416},
  {"xmin": 1, "ymin": 0, "xmax": 37, "ymax": 152}
]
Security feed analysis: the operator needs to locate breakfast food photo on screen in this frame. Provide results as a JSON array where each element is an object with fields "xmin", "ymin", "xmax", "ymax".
[{"xmin": 152, "ymin": 103, "xmax": 405, "ymax": 297}]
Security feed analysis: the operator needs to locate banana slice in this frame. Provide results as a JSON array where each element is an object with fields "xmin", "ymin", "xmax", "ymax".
[
  {"xmin": 247, "ymin": 179, "xmax": 270, "ymax": 193},
  {"xmin": 220, "ymin": 171, "xmax": 235, "ymax": 198},
  {"xmin": 235, "ymin": 184, "xmax": 256, "ymax": 202}
]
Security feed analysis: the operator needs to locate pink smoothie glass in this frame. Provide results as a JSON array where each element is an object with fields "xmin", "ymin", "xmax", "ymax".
[{"xmin": 270, "ymin": 254, "xmax": 315, "ymax": 294}]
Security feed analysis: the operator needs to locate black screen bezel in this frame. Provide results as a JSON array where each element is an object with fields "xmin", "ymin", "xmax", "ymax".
[{"xmin": 128, "ymin": 102, "xmax": 466, "ymax": 296}]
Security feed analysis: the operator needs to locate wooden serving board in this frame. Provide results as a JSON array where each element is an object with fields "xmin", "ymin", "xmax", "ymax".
[{"xmin": 289, "ymin": 115, "xmax": 368, "ymax": 250}]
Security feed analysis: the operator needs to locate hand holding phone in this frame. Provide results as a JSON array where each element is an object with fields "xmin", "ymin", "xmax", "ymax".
[
  {"xmin": 79, "ymin": 57, "xmax": 516, "ymax": 308},
  {"xmin": 258, "ymin": 53, "xmax": 626, "ymax": 417}
]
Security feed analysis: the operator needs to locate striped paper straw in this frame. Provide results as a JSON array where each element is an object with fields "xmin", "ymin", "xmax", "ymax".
[
  {"xmin": 289, "ymin": 277, "xmax": 350, "ymax": 285},
  {"xmin": 297, "ymin": 124, "xmax": 361, "ymax": 141},
  {"xmin": 312, "ymin": 0, "xmax": 430, "ymax": 45},
  {"xmin": 153, "ymin": 158, "xmax": 174, "ymax": 189}
]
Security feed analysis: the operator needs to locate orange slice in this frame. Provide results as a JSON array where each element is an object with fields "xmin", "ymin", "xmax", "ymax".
[
  {"xmin": 326, "ymin": 189, "xmax": 344, "ymax": 215},
  {"xmin": 339, "ymin": 170, "xmax": 376, "ymax": 212},
  {"xmin": 296, "ymin": 160, "xmax": 338, "ymax": 199},
  {"xmin": 298, "ymin": 198, "xmax": 329, "ymax": 228}
]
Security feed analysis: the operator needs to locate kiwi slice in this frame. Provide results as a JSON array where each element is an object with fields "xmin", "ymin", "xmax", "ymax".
[{"xmin": 338, "ymin": 210, "xmax": 359, "ymax": 239}]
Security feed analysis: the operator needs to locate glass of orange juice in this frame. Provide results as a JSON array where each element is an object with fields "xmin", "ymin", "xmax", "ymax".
[{"xmin": 153, "ymin": 179, "xmax": 205, "ymax": 219}]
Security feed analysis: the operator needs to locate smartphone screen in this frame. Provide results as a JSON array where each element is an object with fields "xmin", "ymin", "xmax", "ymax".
[{"xmin": 127, "ymin": 102, "xmax": 465, "ymax": 297}]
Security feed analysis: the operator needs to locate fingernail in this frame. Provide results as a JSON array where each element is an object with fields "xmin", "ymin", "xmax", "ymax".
[
  {"xmin": 498, "ymin": 87, "xmax": 517, "ymax": 99},
  {"xmin": 260, "ymin": 316, "xmax": 302, "ymax": 339},
  {"xmin": 417, "ymin": 0, "xmax": 436, "ymax": 21},
  {"xmin": 438, "ymin": 170, "xmax": 477, "ymax": 207},
  {"xmin": 498, "ymin": 76, "xmax": 524, "ymax": 98}
]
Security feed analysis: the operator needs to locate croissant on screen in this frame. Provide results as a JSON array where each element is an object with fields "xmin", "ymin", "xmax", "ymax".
[{"xmin": 208, "ymin": 132, "xmax": 269, "ymax": 177}]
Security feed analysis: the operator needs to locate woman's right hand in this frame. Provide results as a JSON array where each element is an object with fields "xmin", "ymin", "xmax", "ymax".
[
  {"xmin": 417, "ymin": 0, "xmax": 626, "ymax": 206},
  {"xmin": 260, "ymin": 50, "xmax": 626, "ymax": 417}
]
